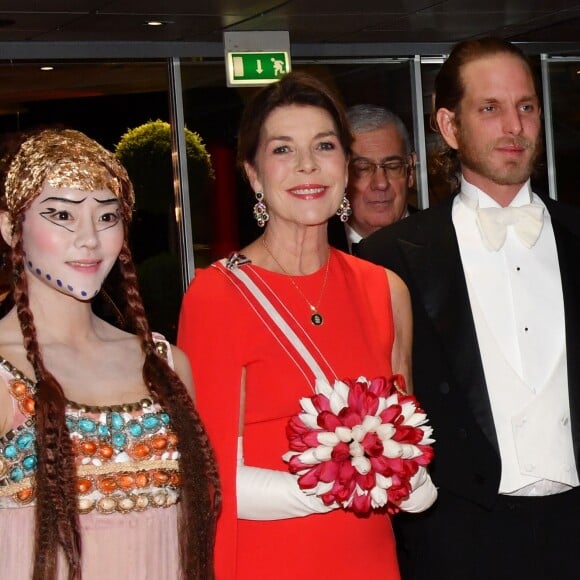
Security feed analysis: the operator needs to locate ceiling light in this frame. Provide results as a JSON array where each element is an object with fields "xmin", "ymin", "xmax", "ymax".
[
  {"xmin": 146, "ymin": 21, "xmax": 165, "ymax": 27},
  {"xmin": 40, "ymin": 66, "xmax": 54, "ymax": 71}
]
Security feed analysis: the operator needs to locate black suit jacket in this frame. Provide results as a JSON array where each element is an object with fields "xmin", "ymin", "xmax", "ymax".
[{"xmin": 357, "ymin": 194, "xmax": 580, "ymax": 508}]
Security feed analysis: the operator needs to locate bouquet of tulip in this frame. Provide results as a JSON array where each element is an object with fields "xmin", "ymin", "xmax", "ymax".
[{"xmin": 283, "ymin": 374, "xmax": 434, "ymax": 515}]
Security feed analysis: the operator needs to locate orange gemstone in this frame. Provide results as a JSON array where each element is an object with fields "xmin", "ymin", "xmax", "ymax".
[
  {"xmin": 16, "ymin": 487, "xmax": 34, "ymax": 503},
  {"xmin": 135, "ymin": 472, "xmax": 149, "ymax": 488},
  {"xmin": 99, "ymin": 445, "xmax": 114, "ymax": 459},
  {"xmin": 76, "ymin": 478, "xmax": 93, "ymax": 494},
  {"xmin": 118, "ymin": 474, "xmax": 135, "ymax": 490},
  {"xmin": 170, "ymin": 472, "xmax": 181, "ymax": 486},
  {"xmin": 150, "ymin": 434, "xmax": 168, "ymax": 451},
  {"xmin": 11, "ymin": 380, "xmax": 27, "ymax": 398},
  {"xmin": 99, "ymin": 477, "xmax": 117, "ymax": 494},
  {"xmin": 167, "ymin": 433, "xmax": 178, "ymax": 447},
  {"xmin": 153, "ymin": 470, "xmax": 170, "ymax": 485},
  {"xmin": 131, "ymin": 443, "xmax": 151, "ymax": 459},
  {"xmin": 80, "ymin": 441, "xmax": 97, "ymax": 456},
  {"xmin": 21, "ymin": 397, "xmax": 35, "ymax": 414}
]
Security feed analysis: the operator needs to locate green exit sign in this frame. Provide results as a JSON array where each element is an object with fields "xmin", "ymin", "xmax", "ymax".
[{"xmin": 227, "ymin": 51, "xmax": 291, "ymax": 86}]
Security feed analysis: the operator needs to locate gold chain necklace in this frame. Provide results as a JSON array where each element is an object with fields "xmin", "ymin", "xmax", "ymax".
[{"xmin": 261, "ymin": 237, "xmax": 331, "ymax": 326}]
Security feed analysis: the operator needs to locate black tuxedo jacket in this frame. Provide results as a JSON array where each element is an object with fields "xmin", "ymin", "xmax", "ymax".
[
  {"xmin": 357, "ymin": 194, "xmax": 580, "ymax": 508},
  {"xmin": 328, "ymin": 205, "xmax": 419, "ymax": 254}
]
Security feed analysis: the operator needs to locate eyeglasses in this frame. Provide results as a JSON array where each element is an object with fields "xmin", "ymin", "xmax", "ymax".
[{"xmin": 350, "ymin": 158, "xmax": 410, "ymax": 180}]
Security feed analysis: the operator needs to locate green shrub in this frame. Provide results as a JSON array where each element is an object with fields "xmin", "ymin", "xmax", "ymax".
[{"xmin": 115, "ymin": 119, "xmax": 213, "ymax": 214}]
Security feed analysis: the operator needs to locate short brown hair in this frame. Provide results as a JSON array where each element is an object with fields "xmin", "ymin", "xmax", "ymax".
[{"xmin": 237, "ymin": 71, "xmax": 353, "ymax": 170}]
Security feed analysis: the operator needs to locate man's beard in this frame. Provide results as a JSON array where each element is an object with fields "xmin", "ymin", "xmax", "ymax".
[{"xmin": 456, "ymin": 127, "xmax": 542, "ymax": 186}]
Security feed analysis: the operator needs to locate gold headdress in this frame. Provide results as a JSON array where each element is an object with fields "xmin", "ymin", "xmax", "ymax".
[{"xmin": 3, "ymin": 129, "xmax": 135, "ymax": 221}]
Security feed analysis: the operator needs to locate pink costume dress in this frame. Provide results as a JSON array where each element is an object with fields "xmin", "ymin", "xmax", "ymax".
[{"xmin": 0, "ymin": 337, "xmax": 181, "ymax": 579}]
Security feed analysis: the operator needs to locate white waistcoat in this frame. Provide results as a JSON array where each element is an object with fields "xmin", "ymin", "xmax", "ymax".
[{"xmin": 469, "ymin": 272, "xmax": 578, "ymax": 492}]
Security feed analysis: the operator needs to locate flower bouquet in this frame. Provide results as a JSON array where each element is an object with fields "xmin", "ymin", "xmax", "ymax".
[{"xmin": 283, "ymin": 375, "xmax": 434, "ymax": 515}]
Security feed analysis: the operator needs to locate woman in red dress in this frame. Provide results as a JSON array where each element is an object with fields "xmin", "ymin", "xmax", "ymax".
[{"xmin": 178, "ymin": 72, "xmax": 436, "ymax": 579}]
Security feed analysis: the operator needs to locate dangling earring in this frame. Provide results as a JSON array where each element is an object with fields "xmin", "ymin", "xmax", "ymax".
[
  {"xmin": 253, "ymin": 191, "xmax": 269, "ymax": 227},
  {"xmin": 336, "ymin": 195, "xmax": 352, "ymax": 222}
]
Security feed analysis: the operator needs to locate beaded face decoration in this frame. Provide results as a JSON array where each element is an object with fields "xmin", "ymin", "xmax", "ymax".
[{"xmin": 3, "ymin": 128, "xmax": 135, "ymax": 222}]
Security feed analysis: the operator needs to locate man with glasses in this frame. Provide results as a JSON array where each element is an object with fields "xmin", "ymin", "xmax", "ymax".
[{"xmin": 328, "ymin": 104, "xmax": 416, "ymax": 253}]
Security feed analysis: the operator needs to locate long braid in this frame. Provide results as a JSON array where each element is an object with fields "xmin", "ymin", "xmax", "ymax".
[
  {"xmin": 11, "ymin": 225, "xmax": 82, "ymax": 580},
  {"xmin": 1, "ymin": 127, "xmax": 218, "ymax": 578},
  {"xmin": 116, "ymin": 239, "xmax": 221, "ymax": 578}
]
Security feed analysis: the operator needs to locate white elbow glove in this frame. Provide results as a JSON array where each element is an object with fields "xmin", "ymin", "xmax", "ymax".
[
  {"xmin": 398, "ymin": 466, "xmax": 438, "ymax": 514},
  {"xmin": 236, "ymin": 436, "xmax": 338, "ymax": 520}
]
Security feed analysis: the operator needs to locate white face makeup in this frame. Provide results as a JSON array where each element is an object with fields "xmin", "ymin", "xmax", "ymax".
[{"xmin": 21, "ymin": 183, "xmax": 124, "ymax": 301}]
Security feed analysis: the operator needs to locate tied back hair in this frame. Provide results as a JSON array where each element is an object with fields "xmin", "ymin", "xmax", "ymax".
[
  {"xmin": 3, "ymin": 129, "xmax": 221, "ymax": 579},
  {"xmin": 429, "ymin": 37, "xmax": 538, "ymax": 191}
]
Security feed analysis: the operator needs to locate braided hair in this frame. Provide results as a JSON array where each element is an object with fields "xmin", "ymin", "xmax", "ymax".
[{"xmin": 1, "ymin": 129, "xmax": 220, "ymax": 579}]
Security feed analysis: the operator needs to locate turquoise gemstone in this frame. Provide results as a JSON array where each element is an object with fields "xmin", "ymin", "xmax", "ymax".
[
  {"xmin": 142, "ymin": 415, "xmax": 161, "ymax": 430},
  {"xmin": 16, "ymin": 432, "xmax": 34, "ymax": 450},
  {"xmin": 160, "ymin": 413, "xmax": 170, "ymax": 424},
  {"xmin": 65, "ymin": 417, "xmax": 76, "ymax": 431},
  {"xmin": 97, "ymin": 424, "xmax": 110, "ymax": 438},
  {"xmin": 22, "ymin": 455, "xmax": 37, "ymax": 471},
  {"xmin": 112, "ymin": 432, "xmax": 127, "ymax": 448},
  {"xmin": 10, "ymin": 466, "xmax": 24, "ymax": 482},
  {"xmin": 110, "ymin": 413, "xmax": 124, "ymax": 430},
  {"xmin": 78, "ymin": 418, "xmax": 96, "ymax": 433},
  {"xmin": 3, "ymin": 444, "xmax": 18, "ymax": 459},
  {"xmin": 128, "ymin": 421, "xmax": 143, "ymax": 437}
]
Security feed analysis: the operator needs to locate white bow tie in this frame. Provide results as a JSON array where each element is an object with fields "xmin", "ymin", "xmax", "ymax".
[{"xmin": 475, "ymin": 204, "xmax": 545, "ymax": 251}]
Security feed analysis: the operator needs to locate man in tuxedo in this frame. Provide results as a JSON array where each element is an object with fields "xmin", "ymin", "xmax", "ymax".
[
  {"xmin": 328, "ymin": 105, "xmax": 416, "ymax": 253},
  {"xmin": 358, "ymin": 37, "xmax": 580, "ymax": 579}
]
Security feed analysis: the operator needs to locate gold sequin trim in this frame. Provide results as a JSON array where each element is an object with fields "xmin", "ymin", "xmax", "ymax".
[
  {"xmin": 0, "ymin": 476, "xmax": 33, "ymax": 497},
  {"xmin": 66, "ymin": 397, "xmax": 155, "ymax": 414},
  {"xmin": 4, "ymin": 129, "xmax": 134, "ymax": 219},
  {"xmin": 78, "ymin": 488, "xmax": 179, "ymax": 515},
  {"xmin": 77, "ymin": 459, "xmax": 179, "ymax": 477}
]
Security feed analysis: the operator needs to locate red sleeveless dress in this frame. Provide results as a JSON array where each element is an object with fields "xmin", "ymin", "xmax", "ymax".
[{"xmin": 178, "ymin": 249, "xmax": 400, "ymax": 579}]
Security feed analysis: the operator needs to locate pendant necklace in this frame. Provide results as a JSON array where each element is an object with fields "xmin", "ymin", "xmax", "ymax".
[{"xmin": 261, "ymin": 237, "xmax": 330, "ymax": 326}]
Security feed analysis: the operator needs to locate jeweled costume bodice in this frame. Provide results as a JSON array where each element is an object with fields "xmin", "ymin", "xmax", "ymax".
[{"xmin": 0, "ymin": 344, "xmax": 181, "ymax": 515}]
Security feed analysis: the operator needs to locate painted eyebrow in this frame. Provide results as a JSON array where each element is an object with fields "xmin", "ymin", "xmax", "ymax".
[
  {"xmin": 94, "ymin": 197, "xmax": 119, "ymax": 204},
  {"xmin": 40, "ymin": 196, "xmax": 87, "ymax": 204},
  {"xmin": 39, "ymin": 196, "xmax": 118, "ymax": 204}
]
